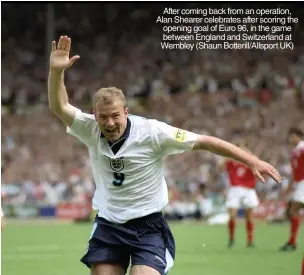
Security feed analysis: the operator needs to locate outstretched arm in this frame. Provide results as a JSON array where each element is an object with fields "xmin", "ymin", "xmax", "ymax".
[
  {"xmin": 48, "ymin": 35, "xmax": 80, "ymax": 127},
  {"xmin": 193, "ymin": 135, "xmax": 282, "ymax": 183}
]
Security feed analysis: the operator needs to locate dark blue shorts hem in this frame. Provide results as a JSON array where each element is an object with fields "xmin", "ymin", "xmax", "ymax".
[
  {"xmin": 80, "ymin": 253, "xmax": 129, "ymax": 272},
  {"xmin": 132, "ymin": 261, "xmax": 164, "ymax": 275}
]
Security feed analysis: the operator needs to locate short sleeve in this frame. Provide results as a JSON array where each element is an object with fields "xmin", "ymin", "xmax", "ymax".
[
  {"xmin": 66, "ymin": 109, "xmax": 98, "ymax": 147},
  {"xmin": 150, "ymin": 119, "xmax": 199, "ymax": 157}
]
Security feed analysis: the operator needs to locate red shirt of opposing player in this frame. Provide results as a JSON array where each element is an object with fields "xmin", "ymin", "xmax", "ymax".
[
  {"xmin": 226, "ymin": 160, "xmax": 256, "ymax": 189},
  {"xmin": 291, "ymin": 141, "xmax": 304, "ymax": 183}
]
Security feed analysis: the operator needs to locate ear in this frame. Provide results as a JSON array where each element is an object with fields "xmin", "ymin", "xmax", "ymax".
[
  {"xmin": 93, "ymin": 109, "xmax": 97, "ymax": 120},
  {"xmin": 125, "ymin": 107, "xmax": 129, "ymax": 117}
]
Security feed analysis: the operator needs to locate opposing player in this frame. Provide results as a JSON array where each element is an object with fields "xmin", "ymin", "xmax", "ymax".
[
  {"xmin": 219, "ymin": 139, "xmax": 258, "ymax": 248},
  {"xmin": 280, "ymin": 128, "xmax": 304, "ymax": 251},
  {"xmin": 48, "ymin": 36, "xmax": 282, "ymax": 275}
]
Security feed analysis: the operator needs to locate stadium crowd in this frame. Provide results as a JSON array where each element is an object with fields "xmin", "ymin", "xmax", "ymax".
[{"xmin": 2, "ymin": 3, "xmax": 304, "ymax": 219}]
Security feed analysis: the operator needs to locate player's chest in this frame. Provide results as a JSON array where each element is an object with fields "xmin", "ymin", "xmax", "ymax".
[
  {"xmin": 228, "ymin": 163, "xmax": 251, "ymax": 179},
  {"xmin": 90, "ymin": 140, "xmax": 155, "ymax": 172}
]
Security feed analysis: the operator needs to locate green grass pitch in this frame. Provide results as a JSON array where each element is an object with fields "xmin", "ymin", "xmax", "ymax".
[{"xmin": 2, "ymin": 220, "xmax": 303, "ymax": 275}]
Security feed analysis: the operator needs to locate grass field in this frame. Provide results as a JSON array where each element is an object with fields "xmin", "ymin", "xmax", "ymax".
[{"xmin": 2, "ymin": 220, "xmax": 303, "ymax": 275}]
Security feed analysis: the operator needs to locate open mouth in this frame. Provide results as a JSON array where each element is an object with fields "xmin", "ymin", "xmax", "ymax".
[{"xmin": 106, "ymin": 129, "xmax": 118, "ymax": 134}]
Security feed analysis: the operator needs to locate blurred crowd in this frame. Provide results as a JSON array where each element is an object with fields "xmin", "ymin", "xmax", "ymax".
[{"xmin": 2, "ymin": 3, "xmax": 304, "ymax": 218}]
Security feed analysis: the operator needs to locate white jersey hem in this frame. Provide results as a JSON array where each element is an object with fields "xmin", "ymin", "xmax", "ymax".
[{"xmin": 97, "ymin": 200, "xmax": 169, "ymax": 224}]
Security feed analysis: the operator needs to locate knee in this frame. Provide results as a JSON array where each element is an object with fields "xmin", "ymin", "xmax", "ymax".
[
  {"xmin": 229, "ymin": 209, "xmax": 237, "ymax": 220},
  {"xmin": 246, "ymin": 216, "xmax": 254, "ymax": 223},
  {"xmin": 244, "ymin": 210, "xmax": 254, "ymax": 222}
]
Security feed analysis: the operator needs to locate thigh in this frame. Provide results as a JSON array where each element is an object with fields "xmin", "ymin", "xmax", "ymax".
[
  {"xmin": 228, "ymin": 208, "xmax": 238, "ymax": 219},
  {"xmin": 80, "ymin": 220, "xmax": 130, "ymax": 273},
  {"xmin": 130, "ymin": 214, "xmax": 175, "ymax": 275},
  {"xmin": 131, "ymin": 248, "xmax": 166, "ymax": 275},
  {"xmin": 91, "ymin": 264, "xmax": 125, "ymax": 275},
  {"xmin": 244, "ymin": 208, "xmax": 254, "ymax": 220},
  {"xmin": 130, "ymin": 265, "xmax": 161, "ymax": 275}
]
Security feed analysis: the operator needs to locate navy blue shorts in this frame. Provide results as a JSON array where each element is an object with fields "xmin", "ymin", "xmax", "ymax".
[{"xmin": 80, "ymin": 212, "xmax": 175, "ymax": 275}]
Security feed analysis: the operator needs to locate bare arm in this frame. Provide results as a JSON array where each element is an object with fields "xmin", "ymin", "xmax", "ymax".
[
  {"xmin": 193, "ymin": 136, "xmax": 257, "ymax": 164},
  {"xmin": 193, "ymin": 135, "xmax": 282, "ymax": 183},
  {"xmin": 48, "ymin": 36, "xmax": 80, "ymax": 127}
]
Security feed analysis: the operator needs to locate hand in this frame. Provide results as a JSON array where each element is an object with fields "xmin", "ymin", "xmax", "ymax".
[
  {"xmin": 248, "ymin": 158, "xmax": 282, "ymax": 184},
  {"xmin": 50, "ymin": 35, "xmax": 80, "ymax": 72}
]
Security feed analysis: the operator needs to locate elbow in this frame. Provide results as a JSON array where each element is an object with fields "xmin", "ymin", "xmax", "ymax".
[{"xmin": 193, "ymin": 135, "xmax": 212, "ymax": 150}]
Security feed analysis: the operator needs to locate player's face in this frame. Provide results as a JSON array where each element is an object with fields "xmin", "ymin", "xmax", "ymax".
[{"xmin": 94, "ymin": 101, "xmax": 128, "ymax": 142}]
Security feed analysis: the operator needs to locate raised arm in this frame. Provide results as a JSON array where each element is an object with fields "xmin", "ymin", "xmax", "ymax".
[
  {"xmin": 48, "ymin": 35, "xmax": 80, "ymax": 127},
  {"xmin": 193, "ymin": 135, "xmax": 282, "ymax": 184}
]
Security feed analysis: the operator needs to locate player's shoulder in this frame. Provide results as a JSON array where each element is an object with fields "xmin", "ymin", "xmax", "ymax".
[
  {"xmin": 128, "ymin": 114, "xmax": 149, "ymax": 124},
  {"xmin": 68, "ymin": 110, "xmax": 100, "ymax": 144},
  {"xmin": 76, "ymin": 110, "xmax": 96, "ymax": 122},
  {"xmin": 128, "ymin": 114, "xmax": 160, "ymax": 129},
  {"xmin": 128, "ymin": 115, "xmax": 166, "ymax": 144},
  {"xmin": 128, "ymin": 114, "xmax": 152, "ymax": 136},
  {"xmin": 74, "ymin": 110, "xmax": 99, "ymax": 132}
]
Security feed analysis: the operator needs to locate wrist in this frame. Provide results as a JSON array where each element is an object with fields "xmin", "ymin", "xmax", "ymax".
[
  {"xmin": 245, "ymin": 155, "xmax": 259, "ymax": 167},
  {"xmin": 49, "ymin": 68, "xmax": 65, "ymax": 75}
]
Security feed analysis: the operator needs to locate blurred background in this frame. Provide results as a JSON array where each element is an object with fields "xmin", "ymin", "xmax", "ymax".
[{"xmin": 1, "ymin": 3, "xmax": 304, "ymax": 275}]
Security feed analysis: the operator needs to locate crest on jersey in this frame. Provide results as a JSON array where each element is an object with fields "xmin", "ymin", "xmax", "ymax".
[
  {"xmin": 108, "ymin": 157, "xmax": 124, "ymax": 172},
  {"xmin": 174, "ymin": 128, "xmax": 187, "ymax": 142}
]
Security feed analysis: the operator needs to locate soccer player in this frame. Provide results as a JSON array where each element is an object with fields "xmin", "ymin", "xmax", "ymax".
[
  {"xmin": 219, "ymin": 139, "xmax": 258, "ymax": 248},
  {"xmin": 48, "ymin": 36, "xmax": 282, "ymax": 275},
  {"xmin": 280, "ymin": 128, "xmax": 304, "ymax": 251}
]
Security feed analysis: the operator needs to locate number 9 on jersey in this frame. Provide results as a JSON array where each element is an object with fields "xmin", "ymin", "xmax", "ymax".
[{"xmin": 113, "ymin": 172, "xmax": 125, "ymax": 186}]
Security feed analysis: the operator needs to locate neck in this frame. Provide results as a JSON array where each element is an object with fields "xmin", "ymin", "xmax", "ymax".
[{"xmin": 109, "ymin": 135, "xmax": 127, "ymax": 147}]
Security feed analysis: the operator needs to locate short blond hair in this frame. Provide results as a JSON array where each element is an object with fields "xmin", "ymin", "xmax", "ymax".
[{"xmin": 93, "ymin": 87, "xmax": 126, "ymax": 108}]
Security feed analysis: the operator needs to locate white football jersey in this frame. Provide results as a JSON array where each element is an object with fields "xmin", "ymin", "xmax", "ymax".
[{"xmin": 67, "ymin": 110, "xmax": 198, "ymax": 223}]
